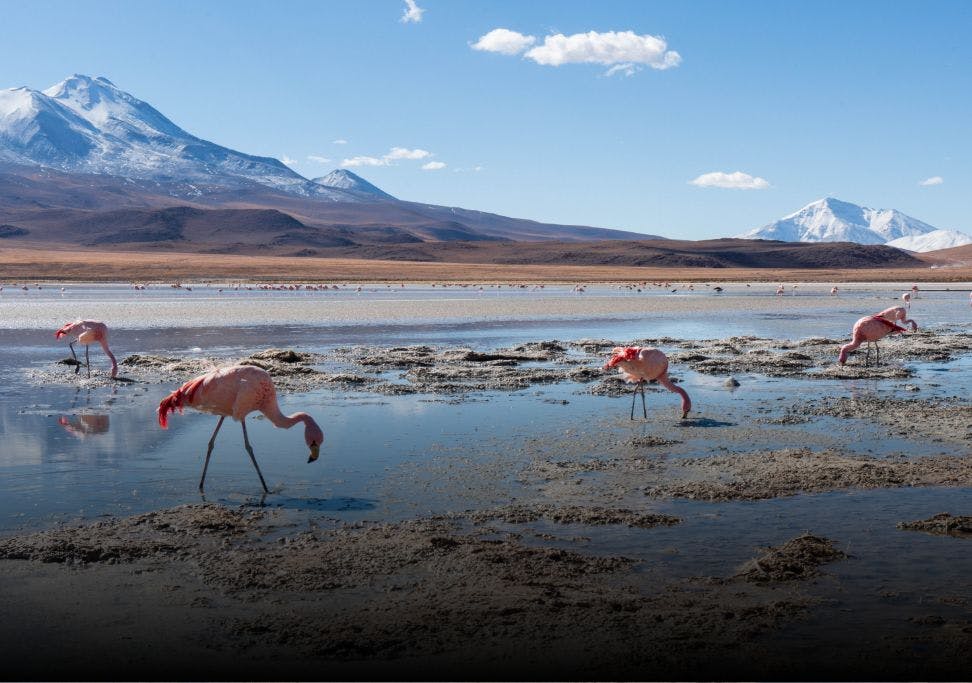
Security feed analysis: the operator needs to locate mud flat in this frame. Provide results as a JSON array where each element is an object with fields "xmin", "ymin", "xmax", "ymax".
[
  {"xmin": 5, "ymin": 325, "xmax": 972, "ymax": 678},
  {"xmin": 0, "ymin": 503, "xmax": 853, "ymax": 680}
]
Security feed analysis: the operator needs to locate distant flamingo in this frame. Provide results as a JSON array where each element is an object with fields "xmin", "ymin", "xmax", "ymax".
[
  {"xmin": 158, "ymin": 364, "xmax": 324, "ymax": 492},
  {"xmin": 838, "ymin": 307, "xmax": 917, "ymax": 366},
  {"xmin": 54, "ymin": 320, "xmax": 117, "ymax": 378},
  {"xmin": 776, "ymin": 284, "xmax": 785, "ymax": 296},
  {"xmin": 830, "ymin": 287, "xmax": 839, "ymax": 296},
  {"xmin": 902, "ymin": 291, "xmax": 911, "ymax": 308},
  {"xmin": 605, "ymin": 347, "xmax": 691, "ymax": 420}
]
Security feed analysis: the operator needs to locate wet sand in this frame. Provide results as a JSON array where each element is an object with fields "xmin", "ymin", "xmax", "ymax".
[{"xmin": 3, "ymin": 318, "xmax": 972, "ymax": 679}]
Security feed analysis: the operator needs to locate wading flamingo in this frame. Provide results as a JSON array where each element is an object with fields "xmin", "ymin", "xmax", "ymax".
[
  {"xmin": 158, "ymin": 364, "xmax": 324, "ymax": 492},
  {"xmin": 838, "ymin": 307, "xmax": 917, "ymax": 366},
  {"xmin": 605, "ymin": 347, "xmax": 691, "ymax": 420},
  {"xmin": 830, "ymin": 287, "xmax": 839, "ymax": 296},
  {"xmin": 54, "ymin": 320, "xmax": 117, "ymax": 378},
  {"xmin": 902, "ymin": 291, "xmax": 911, "ymax": 308}
]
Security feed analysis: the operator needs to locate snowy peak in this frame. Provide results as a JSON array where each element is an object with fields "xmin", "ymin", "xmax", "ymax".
[
  {"xmin": 0, "ymin": 74, "xmax": 365, "ymax": 202},
  {"xmin": 886, "ymin": 229, "xmax": 972, "ymax": 253},
  {"xmin": 43, "ymin": 74, "xmax": 188, "ymax": 140},
  {"xmin": 740, "ymin": 198, "xmax": 939, "ymax": 245},
  {"xmin": 312, "ymin": 169, "xmax": 394, "ymax": 200}
]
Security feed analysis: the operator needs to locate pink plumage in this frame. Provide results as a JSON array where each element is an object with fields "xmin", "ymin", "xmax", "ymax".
[
  {"xmin": 605, "ymin": 346, "xmax": 691, "ymax": 419},
  {"xmin": 838, "ymin": 307, "xmax": 917, "ymax": 366},
  {"xmin": 158, "ymin": 364, "xmax": 324, "ymax": 492},
  {"xmin": 54, "ymin": 320, "xmax": 117, "ymax": 378}
]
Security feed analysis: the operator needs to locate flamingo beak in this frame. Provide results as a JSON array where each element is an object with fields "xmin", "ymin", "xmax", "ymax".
[{"xmin": 308, "ymin": 442, "xmax": 320, "ymax": 464}]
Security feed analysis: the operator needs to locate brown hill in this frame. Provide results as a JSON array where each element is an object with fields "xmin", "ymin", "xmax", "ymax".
[
  {"xmin": 0, "ymin": 163, "xmax": 651, "ymax": 246},
  {"xmin": 302, "ymin": 238, "xmax": 924, "ymax": 269}
]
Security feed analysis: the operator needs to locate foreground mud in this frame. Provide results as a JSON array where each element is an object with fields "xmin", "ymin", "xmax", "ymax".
[{"xmin": 0, "ymin": 503, "xmax": 848, "ymax": 679}]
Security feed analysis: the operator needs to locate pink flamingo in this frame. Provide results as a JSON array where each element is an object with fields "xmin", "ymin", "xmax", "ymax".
[
  {"xmin": 158, "ymin": 364, "xmax": 324, "ymax": 493},
  {"xmin": 902, "ymin": 291, "xmax": 911, "ymax": 308},
  {"xmin": 605, "ymin": 347, "xmax": 691, "ymax": 420},
  {"xmin": 54, "ymin": 320, "xmax": 117, "ymax": 378},
  {"xmin": 830, "ymin": 287, "xmax": 839, "ymax": 296},
  {"xmin": 838, "ymin": 307, "xmax": 917, "ymax": 366}
]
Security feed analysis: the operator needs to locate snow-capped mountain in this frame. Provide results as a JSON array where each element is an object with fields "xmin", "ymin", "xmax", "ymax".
[
  {"xmin": 312, "ymin": 169, "xmax": 394, "ymax": 200},
  {"xmin": 0, "ymin": 75, "xmax": 354, "ymax": 200},
  {"xmin": 885, "ymin": 229, "xmax": 972, "ymax": 253},
  {"xmin": 739, "ymin": 198, "xmax": 938, "ymax": 245}
]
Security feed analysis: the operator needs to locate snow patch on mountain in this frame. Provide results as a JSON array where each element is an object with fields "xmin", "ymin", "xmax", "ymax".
[
  {"xmin": 886, "ymin": 229, "xmax": 972, "ymax": 252},
  {"xmin": 312, "ymin": 169, "xmax": 394, "ymax": 200},
  {"xmin": 739, "ymin": 198, "xmax": 938, "ymax": 245},
  {"xmin": 0, "ymin": 75, "xmax": 362, "ymax": 201}
]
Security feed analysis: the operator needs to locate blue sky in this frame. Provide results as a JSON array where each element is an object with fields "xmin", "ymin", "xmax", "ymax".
[{"xmin": 2, "ymin": 0, "xmax": 969, "ymax": 238}]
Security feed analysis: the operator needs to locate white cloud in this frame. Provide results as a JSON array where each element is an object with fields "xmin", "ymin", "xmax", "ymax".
[
  {"xmin": 689, "ymin": 171, "xmax": 770, "ymax": 190},
  {"xmin": 422, "ymin": 161, "xmax": 446, "ymax": 171},
  {"xmin": 341, "ymin": 155, "xmax": 387, "ymax": 168},
  {"xmin": 281, "ymin": 155, "xmax": 297, "ymax": 166},
  {"xmin": 400, "ymin": 0, "xmax": 424, "ymax": 23},
  {"xmin": 340, "ymin": 146, "xmax": 435, "ymax": 169},
  {"xmin": 526, "ymin": 31, "xmax": 681, "ymax": 69},
  {"xmin": 307, "ymin": 155, "xmax": 331, "ymax": 164},
  {"xmin": 332, "ymin": 139, "xmax": 348, "ymax": 145},
  {"xmin": 473, "ymin": 28, "xmax": 681, "ymax": 74},
  {"xmin": 919, "ymin": 176, "xmax": 944, "ymax": 186},
  {"xmin": 472, "ymin": 28, "xmax": 537, "ymax": 55},
  {"xmin": 386, "ymin": 147, "xmax": 431, "ymax": 160}
]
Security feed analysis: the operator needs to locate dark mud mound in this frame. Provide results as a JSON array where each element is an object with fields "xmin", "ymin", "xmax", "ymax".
[
  {"xmin": 0, "ymin": 504, "xmax": 262, "ymax": 564},
  {"xmin": 897, "ymin": 513, "xmax": 972, "ymax": 538},
  {"xmin": 735, "ymin": 534, "xmax": 847, "ymax": 583}
]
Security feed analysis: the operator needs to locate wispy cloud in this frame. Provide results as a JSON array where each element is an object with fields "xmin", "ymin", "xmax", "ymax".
[
  {"xmin": 422, "ymin": 161, "xmax": 446, "ymax": 171},
  {"xmin": 919, "ymin": 176, "xmax": 944, "ymax": 186},
  {"xmin": 605, "ymin": 63, "xmax": 640, "ymax": 78},
  {"xmin": 281, "ymin": 155, "xmax": 297, "ymax": 166},
  {"xmin": 307, "ymin": 155, "xmax": 331, "ymax": 164},
  {"xmin": 386, "ymin": 147, "xmax": 431, "ymax": 160},
  {"xmin": 341, "ymin": 146, "xmax": 435, "ymax": 168},
  {"xmin": 472, "ymin": 28, "xmax": 680, "ymax": 75},
  {"xmin": 341, "ymin": 155, "xmax": 387, "ymax": 168},
  {"xmin": 332, "ymin": 139, "xmax": 348, "ymax": 145},
  {"xmin": 400, "ymin": 0, "xmax": 424, "ymax": 24},
  {"xmin": 689, "ymin": 171, "xmax": 770, "ymax": 190},
  {"xmin": 471, "ymin": 28, "xmax": 536, "ymax": 55}
]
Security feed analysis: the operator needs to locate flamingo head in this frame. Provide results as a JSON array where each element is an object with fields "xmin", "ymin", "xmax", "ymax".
[
  {"xmin": 304, "ymin": 418, "xmax": 324, "ymax": 463},
  {"xmin": 604, "ymin": 346, "xmax": 639, "ymax": 369}
]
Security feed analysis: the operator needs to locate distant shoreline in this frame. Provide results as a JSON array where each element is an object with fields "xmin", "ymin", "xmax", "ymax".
[{"xmin": 2, "ymin": 245, "xmax": 970, "ymax": 283}]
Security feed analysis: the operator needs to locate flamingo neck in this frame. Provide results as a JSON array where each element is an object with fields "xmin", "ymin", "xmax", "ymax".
[{"xmin": 261, "ymin": 399, "xmax": 311, "ymax": 430}]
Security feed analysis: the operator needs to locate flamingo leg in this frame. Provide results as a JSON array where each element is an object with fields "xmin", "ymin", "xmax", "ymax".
[
  {"xmin": 69, "ymin": 340, "xmax": 80, "ymax": 374},
  {"xmin": 199, "ymin": 416, "xmax": 225, "ymax": 493},
  {"xmin": 865, "ymin": 343, "xmax": 871, "ymax": 367},
  {"xmin": 240, "ymin": 419, "xmax": 270, "ymax": 494},
  {"xmin": 85, "ymin": 344, "xmax": 90, "ymax": 378},
  {"xmin": 630, "ymin": 380, "xmax": 647, "ymax": 420},
  {"xmin": 876, "ymin": 343, "xmax": 880, "ymax": 366}
]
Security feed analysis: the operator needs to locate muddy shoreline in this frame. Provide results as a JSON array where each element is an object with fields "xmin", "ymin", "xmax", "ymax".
[{"xmin": 4, "ymin": 327, "xmax": 972, "ymax": 679}]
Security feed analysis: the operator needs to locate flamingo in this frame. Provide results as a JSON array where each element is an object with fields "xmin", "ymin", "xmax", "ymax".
[
  {"xmin": 838, "ymin": 307, "xmax": 917, "ymax": 366},
  {"xmin": 54, "ymin": 320, "xmax": 118, "ymax": 378},
  {"xmin": 902, "ymin": 291, "xmax": 911, "ymax": 308},
  {"xmin": 158, "ymin": 364, "xmax": 324, "ymax": 493},
  {"xmin": 604, "ymin": 347, "xmax": 691, "ymax": 420},
  {"xmin": 830, "ymin": 287, "xmax": 839, "ymax": 296}
]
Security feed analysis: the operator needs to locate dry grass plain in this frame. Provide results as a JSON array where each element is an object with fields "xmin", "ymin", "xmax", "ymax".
[{"xmin": 2, "ymin": 245, "xmax": 971, "ymax": 283}]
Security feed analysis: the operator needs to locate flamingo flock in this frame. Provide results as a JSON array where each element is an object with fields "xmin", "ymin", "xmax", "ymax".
[{"xmin": 40, "ymin": 280, "xmax": 956, "ymax": 492}]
